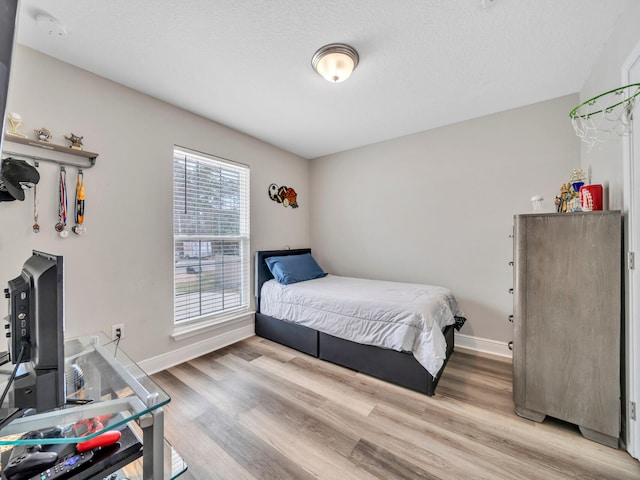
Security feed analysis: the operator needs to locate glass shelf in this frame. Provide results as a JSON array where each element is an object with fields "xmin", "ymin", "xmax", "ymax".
[
  {"xmin": 0, "ymin": 332, "xmax": 186, "ymax": 479},
  {"xmin": 0, "ymin": 332, "xmax": 169, "ymax": 445}
]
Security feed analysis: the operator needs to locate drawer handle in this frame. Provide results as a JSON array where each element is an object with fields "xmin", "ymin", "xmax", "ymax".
[
  {"xmin": 508, "ymin": 261, "xmax": 514, "ymax": 266},
  {"xmin": 508, "ymin": 341, "xmax": 513, "ymax": 351},
  {"xmin": 508, "ymin": 288, "xmax": 514, "ymax": 294},
  {"xmin": 508, "ymin": 315, "xmax": 514, "ymax": 322}
]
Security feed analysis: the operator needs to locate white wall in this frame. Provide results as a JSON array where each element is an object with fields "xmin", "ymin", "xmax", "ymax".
[
  {"xmin": 310, "ymin": 95, "xmax": 580, "ymax": 347},
  {"xmin": 578, "ymin": 1, "xmax": 640, "ymax": 456},
  {"xmin": 1, "ymin": 46, "xmax": 310, "ymax": 366},
  {"xmin": 578, "ymin": 2, "xmax": 640, "ymax": 209}
]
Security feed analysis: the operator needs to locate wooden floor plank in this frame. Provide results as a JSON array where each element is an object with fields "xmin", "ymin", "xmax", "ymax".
[
  {"xmin": 153, "ymin": 371, "xmax": 258, "ymax": 480},
  {"xmin": 350, "ymin": 438, "xmax": 443, "ymax": 480},
  {"xmin": 152, "ymin": 337, "xmax": 640, "ymax": 480},
  {"xmin": 240, "ymin": 406, "xmax": 376, "ymax": 480},
  {"xmin": 249, "ymin": 354, "xmax": 377, "ymax": 417},
  {"xmin": 192, "ymin": 404, "xmax": 317, "ymax": 480}
]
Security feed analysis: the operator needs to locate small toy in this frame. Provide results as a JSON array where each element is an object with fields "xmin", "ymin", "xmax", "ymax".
[
  {"xmin": 64, "ymin": 133, "xmax": 84, "ymax": 150},
  {"xmin": 555, "ymin": 183, "xmax": 581, "ymax": 213}
]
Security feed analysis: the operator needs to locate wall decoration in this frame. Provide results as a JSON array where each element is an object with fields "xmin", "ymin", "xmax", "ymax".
[
  {"xmin": 32, "ymin": 183, "xmax": 39, "ymax": 233},
  {"xmin": 56, "ymin": 166, "xmax": 69, "ymax": 237},
  {"xmin": 72, "ymin": 169, "xmax": 86, "ymax": 235},
  {"xmin": 268, "ymin": 183, "xmax": 298, "ymax": 208}
]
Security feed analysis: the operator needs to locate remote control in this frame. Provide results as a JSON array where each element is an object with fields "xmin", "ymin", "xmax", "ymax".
[
  {"xmin": 3, "ymin": 430, "xmax": 59, "ymax": 480},
  {"xmin": 3, "ymin": 448, "xmax": 58, "ymax": 480},
  {"xmin": 26, "ymin": 450, "xmax": 94, "ymax": 480}
]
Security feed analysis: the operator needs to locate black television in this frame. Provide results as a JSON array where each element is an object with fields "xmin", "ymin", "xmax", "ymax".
[
  {"xmin": 0, "ymin": 0, "xmax": 18, "ymax": 155},
  {"xmin": 6, "ymin": 251, "xmax": 65, "ymax": 412}
]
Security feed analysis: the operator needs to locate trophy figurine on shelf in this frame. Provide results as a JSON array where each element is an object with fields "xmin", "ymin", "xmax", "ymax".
[
  {"xmin": 34, "ymin": 127, "xmax": 52, "ymax": 142},
  {"xmin": 64, "ymin": 132, "xmax": 84, "ymax": 150},
  {"xmin": 5, "ymin": 112, "xmax": 27, "ymax": 137}
]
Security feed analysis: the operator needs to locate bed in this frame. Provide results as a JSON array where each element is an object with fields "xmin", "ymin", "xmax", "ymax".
[{"xmin": 254, "ymin": 249, "xmax": 466, "ymax": 396}]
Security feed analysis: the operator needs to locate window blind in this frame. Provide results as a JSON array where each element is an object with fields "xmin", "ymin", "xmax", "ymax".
[{"xmin": 173, "ymin": 148, "xmax": 250, "ymax": 323}]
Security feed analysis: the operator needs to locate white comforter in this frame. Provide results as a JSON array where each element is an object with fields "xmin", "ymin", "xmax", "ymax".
[{"xmin": 260, "ymin": 275, "xmax": 463, "ymax": 377}]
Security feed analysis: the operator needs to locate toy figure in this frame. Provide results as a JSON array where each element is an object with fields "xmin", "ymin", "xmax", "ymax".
[{"xmin": 64, "ymin": 133, "xmax": 84, "ymax": 150}]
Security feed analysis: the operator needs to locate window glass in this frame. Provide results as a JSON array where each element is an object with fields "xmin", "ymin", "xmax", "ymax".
[{"xmin": 173, "ymin": 148, "xmax": 250, "ymax": 323}]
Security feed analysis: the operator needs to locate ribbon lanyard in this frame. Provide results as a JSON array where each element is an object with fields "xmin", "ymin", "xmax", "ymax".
[
  {"xmin": 32, "ymin": 183, "xmax": 39, "ymax": 233},
  {"xmin": 56, "ymin": 166, "xmax": 68, "ymax": 238},
  {"xmin": 73, "ymin": 169, "xmax": 86, "ymax": 235}
]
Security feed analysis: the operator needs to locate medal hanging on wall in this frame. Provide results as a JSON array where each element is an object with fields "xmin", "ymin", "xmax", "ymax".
[
  {"xmin": 55, "ymin": 166, "xmax": 68, "ymax": 238},
  {"xmin": 32, "ymin": 182, "xmax": 39, "ymax": 233},
  {"xmin": 73, "ymin": 169, "xmax": 86, "ymax": 235}
]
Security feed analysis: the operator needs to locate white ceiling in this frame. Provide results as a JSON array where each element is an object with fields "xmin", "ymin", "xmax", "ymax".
[{"xmin": 14, "ymin": 0, "xmax": 632, "ymax": 159}]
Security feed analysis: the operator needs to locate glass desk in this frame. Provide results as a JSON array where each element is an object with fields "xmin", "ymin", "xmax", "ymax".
[{"xmin": 0, "ymin": 333, "xmax": 187, "ymax": 479}]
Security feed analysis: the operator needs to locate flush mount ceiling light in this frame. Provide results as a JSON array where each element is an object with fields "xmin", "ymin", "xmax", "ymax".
[{"xmin": 311, "ymin": 43, "xmax": 359, "ymax": 83}]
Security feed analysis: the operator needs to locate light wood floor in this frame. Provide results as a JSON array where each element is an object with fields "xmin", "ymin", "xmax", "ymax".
[{"xmin": 152, "ymin": 336, "xmax": 640, "ymax": 480}]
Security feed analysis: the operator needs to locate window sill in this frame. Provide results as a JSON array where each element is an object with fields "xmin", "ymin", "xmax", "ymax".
[{"xmin": 171, "ymin": 310, "xmax": 255, "ymax": 342}]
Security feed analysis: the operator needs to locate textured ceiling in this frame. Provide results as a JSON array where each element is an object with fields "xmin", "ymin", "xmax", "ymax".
[{"xmin": 14, "ymin": 0, "xmax": 632, "ymax": 159}]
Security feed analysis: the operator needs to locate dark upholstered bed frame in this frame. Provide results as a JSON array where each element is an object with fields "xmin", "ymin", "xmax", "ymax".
[{"xmin": 254, "ymin": 249, "xmax": 455, "ymax": 396}]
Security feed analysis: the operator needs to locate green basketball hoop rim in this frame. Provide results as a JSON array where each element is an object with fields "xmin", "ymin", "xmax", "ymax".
[{"xmin": 569, "ymin": 83, "xmax": 640, "ymax": 120}]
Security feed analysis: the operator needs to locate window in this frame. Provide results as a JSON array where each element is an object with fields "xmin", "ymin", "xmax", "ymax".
[{"xmin": 173, "ymin": 147, "xmax": 250, "ymax": 324}]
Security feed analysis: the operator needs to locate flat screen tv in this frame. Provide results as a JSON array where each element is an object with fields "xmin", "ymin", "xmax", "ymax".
[
  {"xmin": 6, "ymin": 251, "xmax": 65, "ymax": 412},
  {"xmin": 0, "ymin": 0, "xmax": 18, "ymax": 154}
]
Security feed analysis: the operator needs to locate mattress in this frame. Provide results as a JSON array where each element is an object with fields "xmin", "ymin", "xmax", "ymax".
[{"xmin": 260, "ymin": 275, "xmax": 463, "ymax": 376}]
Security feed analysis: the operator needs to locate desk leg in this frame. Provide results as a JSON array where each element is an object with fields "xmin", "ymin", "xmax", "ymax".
[{"xmin": 141, "ymin": 407, "xmax": 164, "ymax": 480}]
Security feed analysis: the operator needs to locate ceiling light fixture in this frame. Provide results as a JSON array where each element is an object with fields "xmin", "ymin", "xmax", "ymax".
[{"xmin": 311, "ymin": 43, "xmax": 359, "ymax": 83}]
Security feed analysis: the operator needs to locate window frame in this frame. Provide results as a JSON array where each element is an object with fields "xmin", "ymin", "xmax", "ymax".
[{"xmin": 172, "ymin": 146, "xmax": 251, "ymax": 331}]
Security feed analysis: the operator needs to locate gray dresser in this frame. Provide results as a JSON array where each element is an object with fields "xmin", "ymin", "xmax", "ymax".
[{"xmin": 512, "ymin": 211, "xmax": 622, "ymax": 448}]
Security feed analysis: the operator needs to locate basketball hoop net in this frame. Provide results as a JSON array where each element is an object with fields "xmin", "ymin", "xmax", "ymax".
[{"xmin": 569, "ymin": 83, "xmax": 640, "ymax": 152}]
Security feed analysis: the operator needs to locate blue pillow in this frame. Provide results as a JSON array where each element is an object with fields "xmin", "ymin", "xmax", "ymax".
[{"xmin": 265, "ymin": 253, "xmax": 327, "ymax": 285}]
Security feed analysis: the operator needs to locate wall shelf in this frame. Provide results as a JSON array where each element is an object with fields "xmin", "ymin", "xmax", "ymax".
[{"xmin": 2, "ymin": 134, "xmax": 99, "ymax": 169}]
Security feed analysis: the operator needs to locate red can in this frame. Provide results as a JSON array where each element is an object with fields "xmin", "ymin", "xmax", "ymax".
[{"xmin": 579, "ymin": 184, "xmax": 603, "ymax": 211}]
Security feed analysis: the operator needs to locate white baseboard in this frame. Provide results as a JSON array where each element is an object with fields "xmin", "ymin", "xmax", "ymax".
[
  {"xmin": 455, "ymin": 333, "xmax": 513, "ymax": 359},
  {"xmin": 139, "ymin": 327, "xmax": 511, "ymax": 375},
  {"xmin": 139, "ymin": 324, "xmax": 255, "ymax": 374}
]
